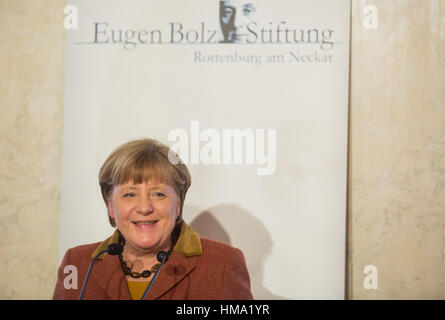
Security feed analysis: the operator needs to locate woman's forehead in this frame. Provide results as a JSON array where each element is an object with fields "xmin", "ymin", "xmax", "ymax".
[
  {"xmin": 119, "ymin": 179, "xmax": 172, "ymax": 188},
  {"xmin": 114, "ymin": 161, "xmax": 173, "ymax": 183}
]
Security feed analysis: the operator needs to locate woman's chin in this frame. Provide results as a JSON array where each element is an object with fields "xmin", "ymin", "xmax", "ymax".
[{"xmin": 132, "ymin": 239, "xmax": 159, "ymax": 251}]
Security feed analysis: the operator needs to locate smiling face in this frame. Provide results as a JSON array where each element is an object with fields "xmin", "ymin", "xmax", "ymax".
[
  {"xmin": 107, "ymin": 180, "xmax": 180, "ymax": 256},
  {"xmin": 220, "ymin": 0, "xmax": 257, "ymax": 43}
]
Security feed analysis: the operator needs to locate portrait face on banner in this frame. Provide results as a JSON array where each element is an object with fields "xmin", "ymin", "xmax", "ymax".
[{"xmin": 219, "ymin": 0, "xmax": 257, "ymax": 43}]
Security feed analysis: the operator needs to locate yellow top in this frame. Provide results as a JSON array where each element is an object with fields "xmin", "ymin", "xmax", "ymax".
[{"xmin": 127, "ymin": 281, "xmax": 149, "ymax": 300}]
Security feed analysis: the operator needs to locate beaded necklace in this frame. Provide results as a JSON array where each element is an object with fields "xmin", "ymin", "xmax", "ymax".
[{"xmin": 117, "ymin": 225, "xmax": 180, "ymax": 279}]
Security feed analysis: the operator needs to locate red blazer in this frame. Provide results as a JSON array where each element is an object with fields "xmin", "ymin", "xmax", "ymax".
[{"xmin": 52, "ymin": 222, "xmax": 253, "ymax": 300}]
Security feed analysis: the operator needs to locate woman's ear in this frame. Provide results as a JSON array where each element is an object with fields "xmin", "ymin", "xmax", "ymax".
[
  {"xmin": 175, "ymin": 197, "xmax": 181, "ymax": 219},
  {"xmin": 107, "ymin": 200, "xmax": 115, "ymax": 219}
]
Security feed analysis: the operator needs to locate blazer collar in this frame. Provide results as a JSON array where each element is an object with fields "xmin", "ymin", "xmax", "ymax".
[
  {"xmin": 91, "ymin": 221, "xmax": 203, "ymax": 259},
  {"xmin": 89, "ymin": 221, "xmax": 202, "ymax": 300}
]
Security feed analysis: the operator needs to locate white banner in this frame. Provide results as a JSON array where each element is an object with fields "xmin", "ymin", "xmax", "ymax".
[{"xmin": 60, "ymin": 0, "xmax": 350, "ymax": 299}]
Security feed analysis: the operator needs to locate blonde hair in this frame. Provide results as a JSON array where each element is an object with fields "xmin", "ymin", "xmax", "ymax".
[{"xmin": 98, "ymin": 138, "xmax": 191, "ymax": 227}]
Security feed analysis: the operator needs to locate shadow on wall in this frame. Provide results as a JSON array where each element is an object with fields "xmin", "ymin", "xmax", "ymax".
[{"xmin": 186, "ymin": 204, "xmax": 287, "ymax": 300}]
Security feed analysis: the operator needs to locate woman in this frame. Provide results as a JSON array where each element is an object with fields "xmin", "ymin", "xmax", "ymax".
[{"xmin": 52, "ymin": 138, "xmax": 253, "ymax": 300}]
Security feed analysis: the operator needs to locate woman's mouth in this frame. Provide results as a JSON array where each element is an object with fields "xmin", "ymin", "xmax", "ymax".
[{"xmin": 132, "ymin": 220, "xmax": 158, "ymax": 229}]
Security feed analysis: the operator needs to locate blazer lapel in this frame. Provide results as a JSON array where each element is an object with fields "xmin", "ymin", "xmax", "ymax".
[
  {"xmin": 90, "ymin": 254, "xmax": 131, "ymax": 300},
  {"xmin": 143, "ymin": 251, "xmax": 196, "ymax": 300}
]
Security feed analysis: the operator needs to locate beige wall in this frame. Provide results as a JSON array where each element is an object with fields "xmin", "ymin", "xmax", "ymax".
[
  {"xmin": 0, "ymin": 0, "xmax": 444, "ymax": 299},
  {"xmin": 0, "ymin": 1, "xmax": 65, "ymax": 298},
  {"xmin": 348, "ymin": 0, "xmax": 445, "ymax": 299}
]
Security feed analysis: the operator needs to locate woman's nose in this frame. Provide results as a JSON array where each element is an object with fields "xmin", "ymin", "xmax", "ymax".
[{"xmin": 136, "ymin": 197, "xmax": 153, "ymax": 214}]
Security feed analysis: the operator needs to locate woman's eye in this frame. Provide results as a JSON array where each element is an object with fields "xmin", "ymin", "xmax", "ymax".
[
  {"xmin": 153, "ymin": 192, "xmax": 166, "ymax": 198},
  {"xmin": 123, "ymin": 193, "xmax": 135, "ymax": 198}
]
